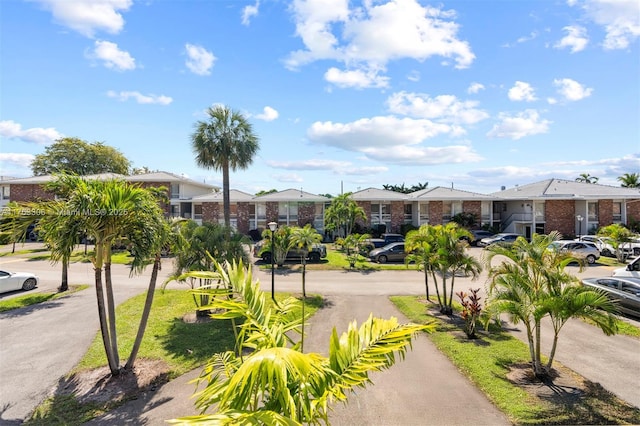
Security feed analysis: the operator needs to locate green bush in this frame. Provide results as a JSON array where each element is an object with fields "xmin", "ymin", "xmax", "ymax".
[{"xmin": 0, "ymin": 232, "xmax": 12, "ymax": 245}]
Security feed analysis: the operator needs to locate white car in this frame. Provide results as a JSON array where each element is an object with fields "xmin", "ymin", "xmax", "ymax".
[
  {"xmin": 0, "ymin": 270, "xmax": 39, "ymax": 294},
  {"xmin": 613, "ymin": 255, "xmax": 640, "ymax": 278}
]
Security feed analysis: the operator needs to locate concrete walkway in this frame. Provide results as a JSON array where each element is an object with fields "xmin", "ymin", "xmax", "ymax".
[{"xmin": 87, "ymin": 295, "xmax": 510, "ymax": 425}]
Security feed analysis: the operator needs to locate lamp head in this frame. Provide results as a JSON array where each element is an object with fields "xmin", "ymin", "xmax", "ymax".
[{"xmin": 268, "ymin": 221, "xmax": 277, "ymax": 232}]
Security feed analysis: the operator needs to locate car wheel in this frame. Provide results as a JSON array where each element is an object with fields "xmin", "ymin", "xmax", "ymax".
[
  {"xmin": 602, "ymin": 249, "xmax": 612, "ymax": 257},
  {"xmin": 586, "ymin": 255, "xmax": 596, "ymax": 265},
  {"xmin": 22, "ymin": 278, "xmax": 37, "ymax": 291},
  {"xmin": 634, "ymin": 248, "xmax": 640, "ymax": 256},
  {"xmin": 309, "ymin": 252, "xmax": 320, "ymax": 262},
  {"xmin": 262, "ymin": 253, "xmax": 272, "ymax": 263},
  {"xmin": 378, "ymin": 255, "xmax": 387, "ymax": 264}
]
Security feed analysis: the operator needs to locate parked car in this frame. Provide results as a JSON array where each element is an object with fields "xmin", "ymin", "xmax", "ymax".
[
  {"xmin": 546, "ymin": 240, "xmax": 600, "ymax": 264},
  {"xmin": 368, "ymin": 242, "xmax": 407, "ymax": 263},
  {"xmin": 253, "ymin": 240, "xmax": 327, "ymax": 263},
  {"xmin": 581, "ymin": 276, "xmax": 640, "ymax": 317},
  {"xmin": 577, "ymin": 235, "xmax": 637, "ymax": 258},
  {"xmin": 478, "ymin": 233, "xmax": 520, "ymax": 248},
  {"xmin": 0, "ymin": 270, "xmax": 39, "ymax": 294},
  {"xmin": 613, "ymin": 255, "xmax": 640, "ymax": 278},
  {"xmin": 461, "ymin": 229, "xmax": 495, "ymax": 246},
  {"xmin": 362, "ymin": 233, "xmax": 405, "ymax": 251}
]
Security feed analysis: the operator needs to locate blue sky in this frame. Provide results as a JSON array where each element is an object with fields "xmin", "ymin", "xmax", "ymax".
[{"xmin": 1, "ymin": 0, "xmax": 639, "ymax": 196}]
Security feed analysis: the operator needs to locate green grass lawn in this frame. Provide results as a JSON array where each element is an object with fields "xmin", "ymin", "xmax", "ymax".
[{"xmin": 391, "ymin": 295, "xmax": 640, "ymax": 425}]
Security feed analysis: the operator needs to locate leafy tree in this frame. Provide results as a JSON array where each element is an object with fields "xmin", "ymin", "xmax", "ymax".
[
  {"xmin": 131, "ymin": 166, "xmax": 156, "ymax": 175},
  {"xmin": 575, "ymin": 173, "xmax": 599, "ymax": 184},
  {"xmin": 341, "ymin": 232, "xmax": 371, "ymax": 267},
  {"xmin": 31, "ymin": 137, "xmax": 131, "ymax": 176},
  {"xmin": 382, "ymin": 182, "xmax": 428, "ymax": 194},
  {"xmin": 255, "ymin": 189, "xmax": 278, "ymax": 196},
  {"xmin": 618, "ymin": 172, "xmax": 640, "ymax": 188},
  {"xmin": 597, "ymin": 223, "xmax": 635, "ymax": 262},
  {"xmin": 324, "ymin": 193, "xmax": 366, "ymax": 238},
  {"xmin": 484, "ymin": 232, "xmax": 618, "ymax": 378},
  {"xmin": 191, "ymin": 105, "xmax": 259, "ymax": 228},
  {"xmin": 169, "ymin": 260, "xmax": 430, "ymax": 425}
]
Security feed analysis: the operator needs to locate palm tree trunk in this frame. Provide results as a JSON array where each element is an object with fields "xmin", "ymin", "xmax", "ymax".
[
  {"xmin": 431, "ymin": 271, "xmax": 442, "ymax": 308},
  {"xmin": 441, "ymin": 271, "xmax": 450, "ymax": 314},
  {"xmin": 104, "ymin": 258, "xmax": 120, "ymax": 372},
  {"xmin": 546, "ymin": 332, "xmax": 561, "ymax": 372},
  {"xmin": 423, "ymin": 268, "xmax": 430, "ymax": 300},
  {"xmin": 95, "ymin": 265, "xmax": 118, "ymax": 374},
  {"xmin": 222, "ymin": 161, "xmax": 231, "ymax": 229},
  {"xmin": 59, "ymin": 258, "xmax": 69, "ymax": 292},
  {"xmin": 125, "ymin": 253, "xmax": 160, "ymax": 370},
  {"xmin": 447, "ymin": 274, "xmax": 456, "ymax": 312},
  {"xmin": 534, "ymin": 321, "xmax": 544, "ymax": 377},
  {"xmin": 301, "ymin": 258, "xmax": 307, "ymax": 298}
]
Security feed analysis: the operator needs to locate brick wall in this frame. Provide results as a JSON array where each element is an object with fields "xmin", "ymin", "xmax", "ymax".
[
  {"xmin": 628, "ymin": 199, "xmax": 640, "ymax": 225},
  {"xmin": 202, "ymin": 202, "xmax": 219, "ymax": 223},
  {"xmin": 237, "ymin": 202, "xmax": 250, "ymax": 234},
  {"xmin": 10, "ymin": 184, "xmax": 55, "ymax": 203},
  {"xmin": 134, "ymin": 181, "xmax": 171, "ymax": 214},
  {"xmin": 428, "ymin": 201, "xmax": 443, "ymax": 225},
  {"xmin": 462, "ymin": 201, "xmax": 482, "ymax": 226},
  {"xmin": 545, "ymin": 200, "xmax": 575, "ymax": 237},
  {"xmin": 298, "ymin": 202, "xmax": 315, "ymax": 227},
  {"xmin": 390, "ymin": 201, "xmax": 404, "ymax": 233},
  {"xmin": 598, "ymin": 199, "xmax": 613, "ymax": 229},
  {"xmin": 266, "ymin": 202, "xmax": 278, "ymax": 224}
]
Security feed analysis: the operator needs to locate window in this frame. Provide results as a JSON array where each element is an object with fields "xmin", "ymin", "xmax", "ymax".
[
  {"xmin": 170, "ymin": 183, "xmax": 179, "ymax": 199},
  {"xmin": 1, "ymin": 186, "xmax": 9, "ymax": 200},
  {"xmin": 587, "ymin": 202, "xmax": 598, "ymax": 222},
  {"xmin": 612, "ymin": 202, "xmax": 622, "ymax": 222},
  {"xmin": 170, "ymin": 205, "xmax": 180, "ymax": 217},
  {"xmin": 194, "ymin": 204, "xmax": 202, "ymax": 220}
]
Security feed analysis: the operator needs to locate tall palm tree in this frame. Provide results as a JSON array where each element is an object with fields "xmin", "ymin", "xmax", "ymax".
[
  {"xmin": 191, "ymin": 105, "xmax": 259, "ymax": 228},
  {"xmin": 54, "ymin": 174, "xmax": 165, "ymax": 375},
  {"xmin": 290, "ymin": 224, "xmax": 322, "ymax": 298},
  {"xmin": 618, "ymin": 172, "xmax": 640, "ymax": 188},
  {"xmin": 404, "ymin": 224, "xmax": 438, "ymax": 301},
  {"xmin": 484, "ymin": 232, "xmax": 617, "ymax": 378}
]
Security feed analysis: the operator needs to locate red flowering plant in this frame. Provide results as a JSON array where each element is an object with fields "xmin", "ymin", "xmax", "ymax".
[{"xmin": 456, "ymin": 288, "xmax": 482, "ymax": 339}]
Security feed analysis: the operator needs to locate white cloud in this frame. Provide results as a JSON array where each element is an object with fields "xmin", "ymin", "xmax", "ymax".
[
  {"xmin": 242, "ymin": 0, "xmax": 260, "ymax": 25},
  {"xmin": 0, "ymin": 153, "xmax": 36, "ymax": 168},
  {"xmin": 0, "ymin": 120, "xmax": 62, "ymax": 145},
  {"xmin": 31, "ymin": 0, "xmax": 132, "ymax": 38},
  {"xmin": 467, "ymin": 82, "xmax": 485, "ymax": 94},
  {"xmin": 553, "ymin": 78, "xmax": 593, "ymax": 101},
  {"xmin": 255, "ymin": 106, "xmax": 279, "ymax": 121},
  {"xmin": 307, "ymin": 115, "xmax": 482, "ymax": 165},
  {"xmin": 324, "ymin": 67, "xmax": 390, "ymax": 89},
  {"xmin": 569, "ymin": 0, "xmax": 640, "ymax": 49},
  {"xmin": 274, "ymin": 173, "xmax": 304, "ymax": 183},
  {"xmin": 554, "ymin": 25, "xmax": 589, "ymax": 52},
  {"xmin": 407, "ymin": 70, "xmax": 421, "ymax": 82},
  {"xmin": 185, "ymin": 43, "xmax": 216, "ymax": 76},
  {"xmin": 106, "ymin": 90, "xmax": 173, "ymax": 105},
  {"xmin": 508, "ymin": 81, "xmax": 537, "ymax": 102},
  {"xmin": 268, "ymin": 159, "xmax": 388, "ymax": 176},
  {"xmin": 286, "ymin": 0, "xmax": 474, "ymax": 88},
  {"xmin": 90, "ymin": 40, "xmax": 136, "ymax": 71},
  {"xmin": 387, "ymin": 92, "xmax": 489, "ymax": 124},
  {"xmin": 487, "ymin": 109, "xmax": 551, "ymax": 140}
]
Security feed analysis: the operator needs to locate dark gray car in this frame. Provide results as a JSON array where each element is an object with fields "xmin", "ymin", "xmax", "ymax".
[
  {"xmin": 581, "ymin": 277, "xmax": 640, "ymax": 317},
  {"xmin": 368, "ymin": 242, "xmax": 406, "ymax": 263}
]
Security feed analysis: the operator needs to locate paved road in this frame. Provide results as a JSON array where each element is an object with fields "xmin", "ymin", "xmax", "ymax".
[{"xmin": 0, "ymin": 245, "xmax": 638, "ymax": 424}]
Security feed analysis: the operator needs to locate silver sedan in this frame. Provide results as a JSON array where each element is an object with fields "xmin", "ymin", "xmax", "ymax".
[{"xmin": 581, "ymin": 276, "xmax": 640, "ymax": 317}]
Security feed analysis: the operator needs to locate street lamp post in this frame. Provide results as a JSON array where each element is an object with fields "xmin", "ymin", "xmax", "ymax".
[
  {"xmin": 268, "ymin": 221, "xmax": 278, "ymax": 301},
  {"xmin": 576, "ymin": 215, "xmax": 583, "ymax": 238}
]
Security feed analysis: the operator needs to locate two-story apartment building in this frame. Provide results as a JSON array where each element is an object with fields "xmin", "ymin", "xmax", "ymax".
[{"xmin": 2, "ymin": 173, "xmax": 639, "ymax": 240}]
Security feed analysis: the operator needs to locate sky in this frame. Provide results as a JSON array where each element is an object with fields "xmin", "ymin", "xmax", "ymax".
[{"xmin": 1, "ymin": 0, "xmax": 639, "ymax": 196}]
